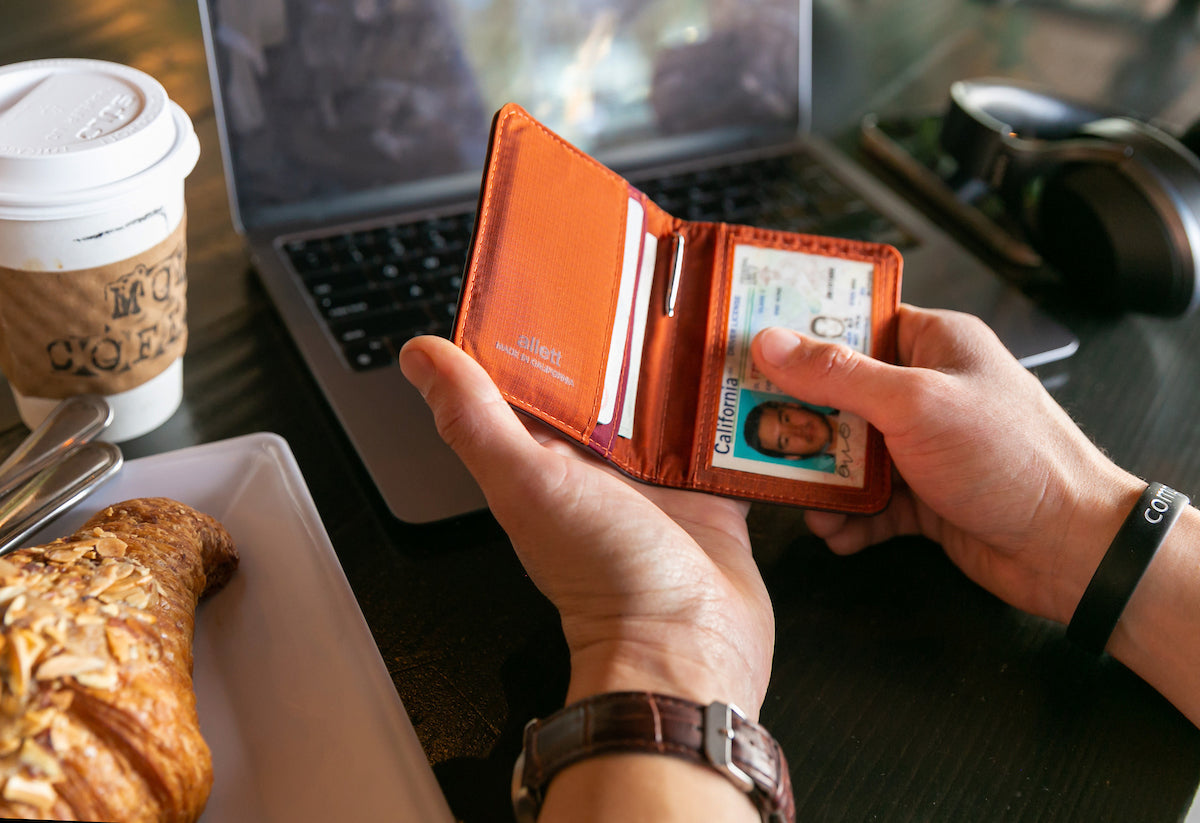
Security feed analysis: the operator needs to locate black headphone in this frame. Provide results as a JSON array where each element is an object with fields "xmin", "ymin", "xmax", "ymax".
[{"xmin": 940, "ymin": 78, "xmax": 1200, "ymax": 316}]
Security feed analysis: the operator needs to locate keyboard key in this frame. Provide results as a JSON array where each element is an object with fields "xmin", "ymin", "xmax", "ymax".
[
  {"xmin": 303, "ymin": 269, "xmax": 371, "ymax": 298},
  {"xmin": 287, "ymin": 245, "xmax": 334, "ymax": 274},
  {"xmin": 318, "ymin": 289, "xmax": 395, "ymax": 320},
  {"xmin": 329, "ymin": 306, "xmax": 431, "ymax": 345},
  {"xmin": 365, "ymin": 260, "xmax": 404, "ymax": 284},
  {"xmin": 344, "ymin": 338, "xmax": 396, "ymax": 371}
]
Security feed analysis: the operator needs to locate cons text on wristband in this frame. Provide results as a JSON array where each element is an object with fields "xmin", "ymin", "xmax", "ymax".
[{"xmin": 1067, "ymin": 482, "xmax": 1190, "ymax": 654}]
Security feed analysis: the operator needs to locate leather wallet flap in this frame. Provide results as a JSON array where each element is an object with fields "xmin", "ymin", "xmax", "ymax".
[{"xmin": 455, "ymin": 103, "xmax": 636, "ymax": 441}]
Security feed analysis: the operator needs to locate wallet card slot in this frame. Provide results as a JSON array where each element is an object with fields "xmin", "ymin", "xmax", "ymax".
[
  {"xmin": 687, "ymin": 226, "xmax": 901, "ymax": 511},
  {"xmin": 603, "ymin": 218, "xmax": 720, "ymax": 487},
  {"xmin": 597, "ymin": 197, "xmax": 648, "ymax": 428},
  {"xmin": 617, "ymin": 232, "xmax": 660, "ymax": 440}
]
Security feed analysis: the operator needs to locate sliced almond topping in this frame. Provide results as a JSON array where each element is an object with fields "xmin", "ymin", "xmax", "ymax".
[
  {"xmin": 95, "ymin": 570, "xmax": 156, "ymax": 609},
  {"xmin": 45, "ymin": 537, "xmax": 103, "ymax": 551},
  {"xmin": 42, "ymin": 618, "xmax": 69, "ymax": 647},
  {"xmin": 83, "ymin": 562, "xmax": 134, "ymax": 598},
  {"xmin": 22, "ymin": 707, "xmax": 56, "ymax": 739},
  {"xmin": 104, "ymin": 626, "xmax": 136, "ymax": 664},
  {"xmin": 102, "ymin": 573, "xmax": 141, "ymax": 592},
  {"xmin": 2, "ymin": 594, "xmax": 28, "ymax": 626},
  {"xmin": 0, "ymin": 558, "xmax": 21, "ymax": 580},
  {"xmin": 132, "ymin": 610, "xmax": 157, "ymax": 626},
  {"xmin": 2, "ymin": 773, "xmax": 57, "ymax": 811},
  {"xmin": 44, "ymin": 546, "xmax": 91, "ymax": 564},
  {"xmin": 46, "ymin": 690, "xmax": 72, "ymax": 712},
  {"xmin": 35, "ymin": 654, "xmax": 107, "ymax": 682},
  {"xmin": 124, "ymin": 588, "xmax": 153, "ymax": 610},
  {"xmin": 103, "ymin": 560, "xmax": 135, "ymax": 579},
  {"xmin": 100, "ymin": 589, "xmax": 127, "ymax": 609},
  {"xmin": 73, "ymin": 668, "xmax": 119, "ymax": 692},
  {"xmin": 93, "ymin": 537, "xmax": 128, "ymax": 558},
  {"xmin": 27, "ymin": 606, "xmax": 60, "ymax": 636},
  {"xmin": 0, "ymin": 693, "xmax": 22, "ymax": 719},
  {"xmin": 17, "ymin": 739, "xmax": 63, "ymax": 781},
  {"xmin": 0, "ymin": 585, "xmax": 24, "ymax": 607},
  {"xmin": 7, "ymin": 629, "xmax": 47, "ymax": 697},
  {"xmin": 46, "ymin": 711, "xmax": 82, "ymax": 754}
]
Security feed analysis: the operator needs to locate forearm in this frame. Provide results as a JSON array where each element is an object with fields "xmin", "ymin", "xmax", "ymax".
[
  {"xmin": 1055, "ymin": 469, "xmax": 1200, "ymax": 726},
  {"xmin": 1107, "ymin": 504, "xmax": 1200, "ymax": 726}
]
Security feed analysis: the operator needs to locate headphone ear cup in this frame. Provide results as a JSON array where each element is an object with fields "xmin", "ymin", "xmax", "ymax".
[
  {"xmin": 1032, "ymin": 163, "xmax": 1186, "ymax": 314},
  {"xmin": 1180, "ymin": 117, "xmax": 1200, "ymax": 159}
]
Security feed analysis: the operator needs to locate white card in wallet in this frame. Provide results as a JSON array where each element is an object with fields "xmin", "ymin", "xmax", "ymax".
[{"xmin": 598, "ymin": 197, "xmax": 645, "ymax": 426}]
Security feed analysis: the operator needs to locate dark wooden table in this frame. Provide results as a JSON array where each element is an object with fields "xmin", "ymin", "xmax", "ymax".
[{"xmin": 3, "ymin": 1, "xmax": 1199, "ymax": 821}]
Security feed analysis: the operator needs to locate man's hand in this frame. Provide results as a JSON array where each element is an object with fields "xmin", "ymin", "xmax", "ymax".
[
  {"xmin": 750, "ymin": 305, "xmax": 1141, "ymax": 625},
  {"xmin": 399, "ymin": 335, "xmax": 774, "ymax": 717}
]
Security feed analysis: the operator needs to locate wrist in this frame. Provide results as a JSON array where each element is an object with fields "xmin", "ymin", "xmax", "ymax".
[
  {"xmin": 516, "ymin": 691, "xmax": 794, "ymax": 823},
  {"xmin": 1066, "ymin": 481, "xmax": 1191, "ymax": 653},
  {"xmin": 566, "ymin": 640, "xmax": 766, "ymax": 720},
  {"xmin": 1051, "ymin": 468, "xmax": 1146, "ymax": 625}
]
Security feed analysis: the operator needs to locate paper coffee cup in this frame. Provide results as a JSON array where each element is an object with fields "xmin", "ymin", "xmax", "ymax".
[{"xmin": 0, "ymin": 58, "xmax": 199, "ymax": 442}]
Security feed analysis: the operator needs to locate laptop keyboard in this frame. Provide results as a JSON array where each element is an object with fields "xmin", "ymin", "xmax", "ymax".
[
  {"xmin": 633, "ymin": 152, "xmax": 912, "ymax": 245},
  {"xmin": 283, "ymin": 216, "xmax": 473, "ymax": 370},
  {"xmin": 282, "ymin": 150, "xmax": 913, "ymax": 372}
]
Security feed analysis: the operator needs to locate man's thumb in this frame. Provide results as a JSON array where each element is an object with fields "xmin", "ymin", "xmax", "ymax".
[{"xmin": 750, "ymin": 327, "xmax": 910, "ymax": 429}]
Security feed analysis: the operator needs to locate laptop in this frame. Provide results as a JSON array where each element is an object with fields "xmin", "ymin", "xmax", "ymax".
[{"xmin": 197, "ymin": 0, "xmax": 1078, "ymax": 523}]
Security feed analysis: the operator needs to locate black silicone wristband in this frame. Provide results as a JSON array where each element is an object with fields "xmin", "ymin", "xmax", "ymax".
[{"xmin": 1067, "ymin": 483, "xmax": 1190, "ymax": 654}]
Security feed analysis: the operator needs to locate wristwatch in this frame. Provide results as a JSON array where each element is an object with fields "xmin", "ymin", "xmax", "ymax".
[{"xmin": 511, "ymin": 691, "xmax": 795, "ymax": 823}]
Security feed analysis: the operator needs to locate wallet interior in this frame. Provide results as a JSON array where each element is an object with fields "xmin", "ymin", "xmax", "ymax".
[{"xmin": 456, "ymin": 103, "xmax": 901, "ymax": 512}]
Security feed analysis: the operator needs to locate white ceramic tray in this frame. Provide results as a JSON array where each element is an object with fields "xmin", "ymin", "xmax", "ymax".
[{"xmin": 26, "ymin": 432, "xmax": 454, "ymax": 823}]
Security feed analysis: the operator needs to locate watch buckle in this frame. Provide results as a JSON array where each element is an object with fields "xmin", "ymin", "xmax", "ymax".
[
  {"xmin": 702, "ymin": 701, "xmax": 756, "ymax": 794},
  {"xmin": 511, "ymin": 718, "xmax": 541, "ymax": 823}
]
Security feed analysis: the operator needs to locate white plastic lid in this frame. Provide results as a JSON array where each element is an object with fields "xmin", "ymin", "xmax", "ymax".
[{"xmin": 0, "ymin": 59, "xmax": 199, "ymax": 218}]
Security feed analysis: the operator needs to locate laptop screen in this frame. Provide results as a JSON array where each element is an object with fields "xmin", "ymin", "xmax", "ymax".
[{"xmin": 202, "ymin": 0, "xmax": 807, "ymax": 231}]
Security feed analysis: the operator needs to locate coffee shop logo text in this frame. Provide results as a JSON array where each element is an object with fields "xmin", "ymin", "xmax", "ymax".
[{"xmin": 47, "ymin": 242, "xmax": 187, "ymax": 376}]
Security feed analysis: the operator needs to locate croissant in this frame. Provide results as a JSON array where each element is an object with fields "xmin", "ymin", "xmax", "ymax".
[{"xmin": 0, "ymin": 497, "xmax": 238, "ymax": 822}]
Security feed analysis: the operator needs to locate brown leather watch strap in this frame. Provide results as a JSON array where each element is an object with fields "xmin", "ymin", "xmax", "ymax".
[{"xmin": 511, "ymin": 691, "xmax": 795, "ymax": 823}]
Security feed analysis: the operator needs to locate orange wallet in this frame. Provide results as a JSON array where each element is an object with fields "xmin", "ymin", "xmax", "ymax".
[{"xmin": 453, "ymin": 104, "xmax": 902, "ymax": 512}]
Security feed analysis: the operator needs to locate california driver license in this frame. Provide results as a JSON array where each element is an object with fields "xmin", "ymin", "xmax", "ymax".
[{"xmin": 711, "ymin": 243, "xmax": 875, "ymax": 487}]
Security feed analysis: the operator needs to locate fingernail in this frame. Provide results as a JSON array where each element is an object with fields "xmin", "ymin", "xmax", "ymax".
[
  {"xmin": 757, "ymin": 327, "xmax": 802, "ymax": 367},
  {"xmin": 398, "ymin": 345, "xmax": 436, "ymax": 398}
]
